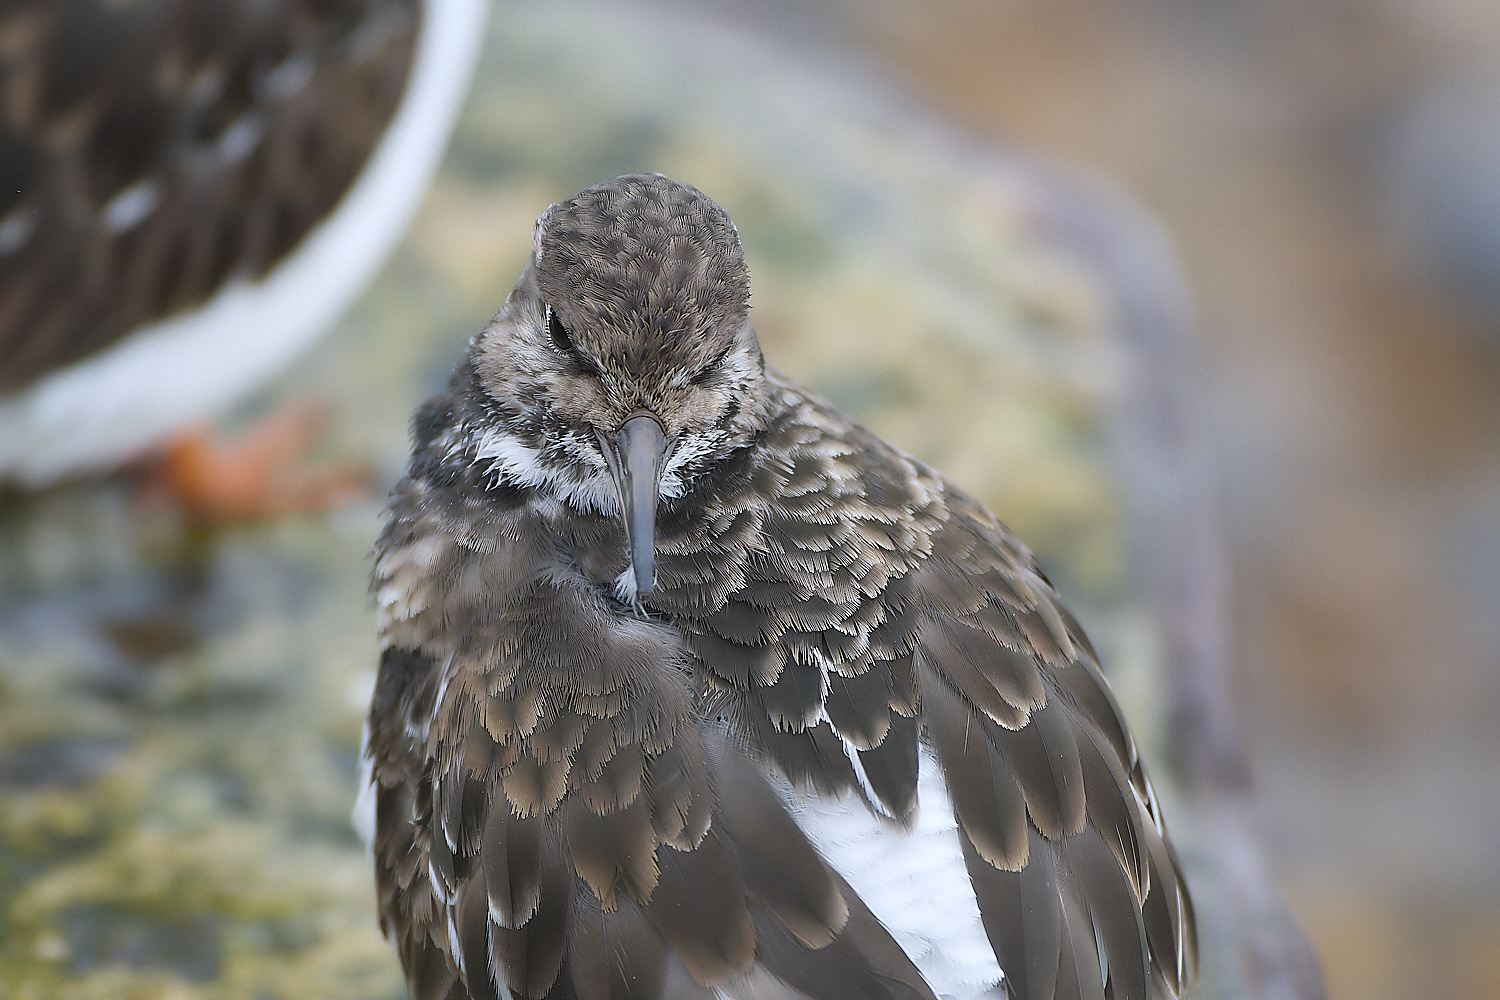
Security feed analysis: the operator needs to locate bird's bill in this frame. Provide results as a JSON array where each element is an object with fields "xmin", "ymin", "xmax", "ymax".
[{"xmin": 598, "ymin": 414, "xmax": 671, "ymax": 598}]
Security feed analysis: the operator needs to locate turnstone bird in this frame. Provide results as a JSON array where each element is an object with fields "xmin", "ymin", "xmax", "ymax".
[
  {"xmin": 366, "ymin": 174, "xmax": 1197, "ymax": 1000},
  {"xmin": 0, "ymin": 0, "xmax": 486, "ymax": 486}
]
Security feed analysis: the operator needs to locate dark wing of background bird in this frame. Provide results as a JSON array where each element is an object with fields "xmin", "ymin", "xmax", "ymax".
[
  {"xmin": 368, "ymin": 370, "xmax": 1195, "ymax": 1000},
  {"xmin": 0, "ymin": 0, "xmax": 417, "ymax": 392}
]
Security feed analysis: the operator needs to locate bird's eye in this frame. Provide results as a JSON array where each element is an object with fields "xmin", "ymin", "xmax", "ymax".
[
  {"xmin": 688, "ymin": 346, "xmax": 734, "ymax": 387},
  {"xmin": 547, "ymin": 307, "xmax": 575, "ymax": 356}
]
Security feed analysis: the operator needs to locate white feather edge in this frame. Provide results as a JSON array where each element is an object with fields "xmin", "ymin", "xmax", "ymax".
[
  {"xmin": 771, "ymin": 747, "xmax": 1006, "ymax": 1000},
  {"xmin": 352, "ymin": 720, "xmax": 378, "ymax": 853},
  {"xmin": 0, "ymin": 0, "xmax": 489, "ymax": 484}
]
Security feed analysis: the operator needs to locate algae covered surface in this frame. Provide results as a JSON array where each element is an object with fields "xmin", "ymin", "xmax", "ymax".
[{"xmin": 0, "ymin": 3, "xmax": 1149, "ymax": 996}]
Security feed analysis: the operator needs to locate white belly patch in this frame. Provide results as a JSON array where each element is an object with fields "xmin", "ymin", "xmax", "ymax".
[{"xmin": 773, "ymin": 749, "xmax": 1004, "ymax": 999}]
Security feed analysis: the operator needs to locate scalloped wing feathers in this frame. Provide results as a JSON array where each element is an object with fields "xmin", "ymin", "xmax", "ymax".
[
  {"xmin": 0, "ymin": 0, "xmax": 420, "ymax": 389},
  {"xmin": 369, "ymin": 371, "xmax": 1195, "ymax": 1000}
]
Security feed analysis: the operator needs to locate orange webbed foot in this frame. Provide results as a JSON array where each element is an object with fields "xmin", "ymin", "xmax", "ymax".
[{"xmin": 140, "ymin": 403, "xmax": 371, "ymax": 524}]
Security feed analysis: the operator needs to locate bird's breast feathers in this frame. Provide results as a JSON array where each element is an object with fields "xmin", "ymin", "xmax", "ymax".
[{"xmin": 367, "ymin": 372, "xmax": 1194, "ymax": 1000}]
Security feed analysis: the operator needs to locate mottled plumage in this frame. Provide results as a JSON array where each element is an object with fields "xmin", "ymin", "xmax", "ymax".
[
  {"xmin": 0, "ymin": 0, "xmax": 418, "ymax": 389},
  {"xmin": 366, "ymin": 174, "xmax": 1197, "ymax": 1000},
  {"xmin": 0, "ymin": 0, "xmax": 485, "ymax": 483}
]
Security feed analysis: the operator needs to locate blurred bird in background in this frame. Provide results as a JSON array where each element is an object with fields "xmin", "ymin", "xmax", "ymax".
[{"xmin": 0, "ymin": 0, "xmax": 485, "ymax": 515}]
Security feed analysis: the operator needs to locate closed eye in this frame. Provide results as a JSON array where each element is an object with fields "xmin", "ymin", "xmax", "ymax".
[
  {"xmin": 547, "ymin": 306, "xmax": 575, "ymax": 356},
  {"xmin": 688, "ymin": 346, "xmax": 734, "ymax": 387}
]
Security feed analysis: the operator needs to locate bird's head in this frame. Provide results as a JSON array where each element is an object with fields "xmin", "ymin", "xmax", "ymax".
[{"xmin": 468, "ymin": 174, "xmax": 771, "ymax": 598}]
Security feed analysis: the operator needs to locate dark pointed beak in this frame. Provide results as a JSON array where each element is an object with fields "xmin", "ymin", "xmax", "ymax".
[{"xmin": 596, "ymin": 414, "xmax": 671, "ymax": 598}]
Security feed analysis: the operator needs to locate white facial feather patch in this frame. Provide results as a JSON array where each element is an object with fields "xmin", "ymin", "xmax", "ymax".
[
  {"xmin": 470, "ymin": 423, "xmax": 705, "ymax": 514},
  {"xmin": 471, "ymin": 425, "xmax": 620, "ymax": 514}
]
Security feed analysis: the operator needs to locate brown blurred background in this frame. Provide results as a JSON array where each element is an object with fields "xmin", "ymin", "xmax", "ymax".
[
  {"xmin": 684, "ymin": 1, "xmax": 1500, "ymax": 998},
  {"xmin": 6, "ymin": 1, "xmax": 1493, "ymax": 996}
]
